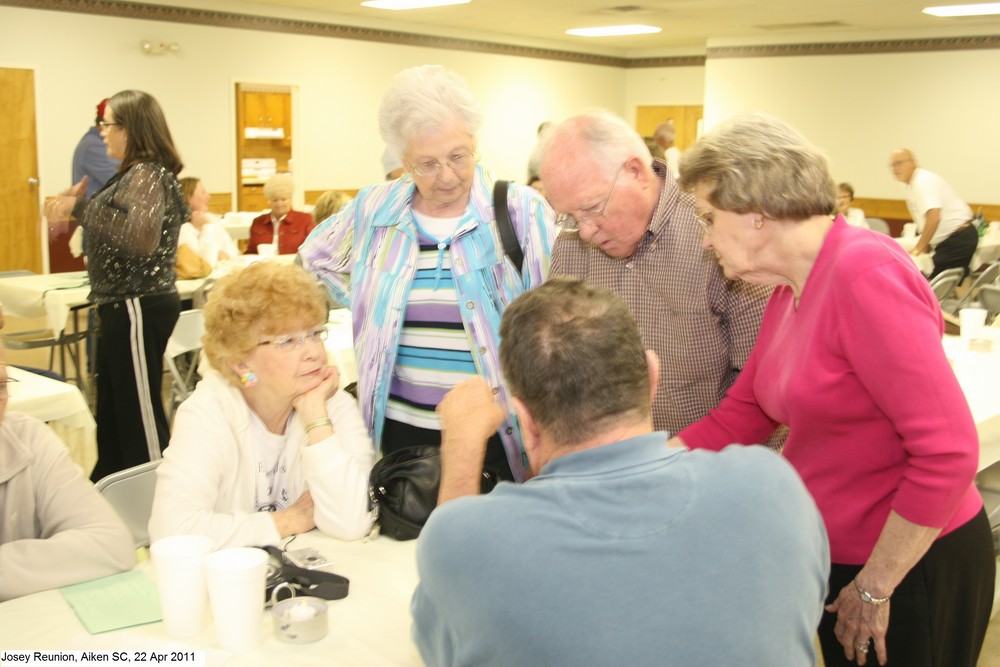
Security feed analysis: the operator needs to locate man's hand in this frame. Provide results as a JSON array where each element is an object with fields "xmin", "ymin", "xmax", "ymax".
[
  {"xmin": 438, "ymin": 378, "xmax": 505, "ymax": 445},
  {"xmin": 436, "ymin": 378, "xmax": 505, "ymax": 505}
]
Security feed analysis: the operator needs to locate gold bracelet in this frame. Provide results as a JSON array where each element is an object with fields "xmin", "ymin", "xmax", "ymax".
[
  {"xmin": 853, "ymin": 579, "xmax": 891, "ymax": 605},
  {"xmin": 304, "ymin": 417, "xmax": 333, "ymax": 433}
]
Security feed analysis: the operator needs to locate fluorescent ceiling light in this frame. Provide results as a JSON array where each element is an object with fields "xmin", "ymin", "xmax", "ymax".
[
  {"xmin": 566, "ymin": 24, "xmax": 662, "ymax": 37},
  {"xmin": 922, "ymin": 2, "xmax": 1000, "ymax": 16},
  {"xmin": 362, "ymin": 0, "xmax": 469, "ymax": 9}
]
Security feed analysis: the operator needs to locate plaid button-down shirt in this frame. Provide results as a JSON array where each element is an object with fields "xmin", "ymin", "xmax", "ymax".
[{"xmin": 551, "ymin": 160, "xmax": 773, "ymax": 436}]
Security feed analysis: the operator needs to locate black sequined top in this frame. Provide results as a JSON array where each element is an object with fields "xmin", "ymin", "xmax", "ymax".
[{"xmin": 72, "ymin": 162, "xmax": 189, "ymax": 305}]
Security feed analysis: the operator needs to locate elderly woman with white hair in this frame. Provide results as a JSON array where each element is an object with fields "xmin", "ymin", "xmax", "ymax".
[
  {"xmin": 246, "ymin": 173, "xmax": 315, "ymax": 255},
  {"xmin": 300, "ymin": 65, "xmax": 555, "ymax": 484}
]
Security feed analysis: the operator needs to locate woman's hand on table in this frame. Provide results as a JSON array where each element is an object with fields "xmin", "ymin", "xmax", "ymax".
[{"xmin": 273, "ymin": 490, "xmax": 316, "ymax": 537}]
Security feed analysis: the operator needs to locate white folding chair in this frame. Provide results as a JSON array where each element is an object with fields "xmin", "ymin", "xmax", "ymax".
[
  {"xmin": 94, "ymin": 459, "xmax": 162, "ymax": 549},
  {"xmin": 165, "ymin": 309, "xmax": 206, "ymax": 420}
]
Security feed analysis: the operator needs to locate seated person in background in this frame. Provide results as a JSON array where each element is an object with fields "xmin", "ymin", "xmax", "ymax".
[
  {"xmin": 412, "ymin": 278, "xmax": 830, "ymax": 667},
  {"xmin": 175, "ymin": 176, "xmax": 239, "ymax": 279},
  {"xmin": 148, "ymin": 262, "xmax": 374, "ymax": 549},
  {"xmin": 246, "ymin": 174, "xmax": 314, "ymax": 255},
  {"xmin": 311, "ymin": 190, "xmax": 353, "ymax": 225},
  {"xmin": 835, "ymin": 182, "xmax": 868, "ymax": 228},
  {"xmin": 0, "ymin": 342, "xmax": 135, "ymax": 601}
]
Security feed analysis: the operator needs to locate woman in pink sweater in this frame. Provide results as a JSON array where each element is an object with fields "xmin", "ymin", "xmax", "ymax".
[{"xmin": 671, "ymin": 114, "xmax": 992, "ymax": 667}]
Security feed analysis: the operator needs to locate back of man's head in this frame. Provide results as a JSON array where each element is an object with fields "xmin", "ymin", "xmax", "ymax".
[
  {"xmin": 654, "ymin": 121, "xmax": 676, "ymax": 145},
  {"xmin": 500, "ymin": 278, "xmax": 651, "ymax": 447}
]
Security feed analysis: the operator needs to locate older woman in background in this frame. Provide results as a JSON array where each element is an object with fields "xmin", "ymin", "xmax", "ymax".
[
  {"xmin": 670, "ymin": 114, "xmax": 992, "ymax": 667},
  {"xmin": 148, "ymin": 262, "xmax": 374, "ymax": 549},
  {"xmin": 836, "ymin": 182, "xmax": 869, "ymax": 228},
  {"xmin": 300, "ymin": 65, "xmax": 555, "ymax": 482},
  {"xmin": 45, "ymin": 89, "xmax": 188, "ymax": 482},
  {"xmin": 246, "ymin": 173, "xmax": 314, "ymax": 255},
  {"xmin": 175, "ymin": 176, "xmax": 239, "ymax": 278}
]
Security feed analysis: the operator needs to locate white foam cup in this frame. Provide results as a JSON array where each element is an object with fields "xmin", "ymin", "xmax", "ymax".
[
  {"xmin": 257, "ymin": 243, "xmax": 277, "ymax": 258},
  {"xmin": 204, "ymin": 547, "xmax": 269, "ymax": 651},
  {"xmin": 960, "ymin": 307, "xmax": 987, "ymax": 342},
  {"xmin": 149, "ymin": 535, "xmax": 215, "ymax": 638}
]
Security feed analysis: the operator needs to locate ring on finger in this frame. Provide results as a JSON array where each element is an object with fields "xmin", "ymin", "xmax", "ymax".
[{"xmin": 855, "ymin": 641, "xmax": 869, "ymax": 654}]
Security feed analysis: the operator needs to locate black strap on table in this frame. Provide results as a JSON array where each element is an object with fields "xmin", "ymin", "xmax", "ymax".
[{"xmin": 493, "ymin": 180, "xmax": 523, "ymax": 276}]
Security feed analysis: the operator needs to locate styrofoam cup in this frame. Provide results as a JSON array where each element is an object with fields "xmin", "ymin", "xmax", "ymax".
[
  {"xmin": 960, "ymin": 307, "xmax": 987, "ymax": 342},
  {"xmin": 204, "ymin": 547, "xmax": 269, "ymax": 651},
  {"xmin": 257, "ymin": 243, "xmax": 277, "ymax": 258},
  {"xmin": 150, "ymin": 535, "xmax": 215, "ymax": 638}
]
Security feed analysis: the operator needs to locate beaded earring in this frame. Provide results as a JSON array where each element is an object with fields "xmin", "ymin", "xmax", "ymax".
[{"xmin": 239, "ymin": 370, "xmax": 258, "ymax": 388}]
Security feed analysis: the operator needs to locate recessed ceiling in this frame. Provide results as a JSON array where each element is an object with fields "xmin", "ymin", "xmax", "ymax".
[{"xmin": 217, "ymin": 0, "xmax": 1000, "ymax": 55}]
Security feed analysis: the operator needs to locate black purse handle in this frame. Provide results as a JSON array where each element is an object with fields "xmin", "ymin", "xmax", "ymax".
[{"xmin": 493, "ymin": 180, "xmax": 523, "ymax": 277}]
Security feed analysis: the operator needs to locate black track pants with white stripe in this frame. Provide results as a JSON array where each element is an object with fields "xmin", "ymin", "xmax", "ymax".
[{"xmin": 90, "ymin": 292, "xmax": 180, "ymax": 482}]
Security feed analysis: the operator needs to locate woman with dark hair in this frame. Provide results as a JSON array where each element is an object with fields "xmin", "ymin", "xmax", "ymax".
[{"xmin": 46, "ymin": 90, "xmax": 189, "ymax": 481}]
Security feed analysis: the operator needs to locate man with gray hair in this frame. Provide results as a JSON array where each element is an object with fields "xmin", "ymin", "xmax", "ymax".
[
  {"xmin": 412, "ymin": 278, "xmax": 829, "ymax": 666},
  {"xmin": 540, "ymin": 112, "xmax": 774, "ymax": 443},
  {"xmin": 653, "ymin": 119, "xmax": 681, "ymax": 178}
]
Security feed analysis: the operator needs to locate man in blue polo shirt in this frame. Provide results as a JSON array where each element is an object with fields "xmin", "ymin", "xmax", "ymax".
[{"xmin": 412, "ymin": 278, "xmax": 830, "ymax": 666}]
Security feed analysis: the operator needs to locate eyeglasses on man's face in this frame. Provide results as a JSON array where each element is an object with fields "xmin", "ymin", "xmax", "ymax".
[
  {"xmin": 556, "ymin": 164, "xmax": 625, "ymax": 231},
  {"xmin": 0, "ymin": 377, "xmax": 19, "ymax": 399},
  {"xmin": 257, "ymin": 326, "xmax": 329, "ymax": 352},
  {"xmin": 98, "ymin": 120, "xmax": 121, "ymax": 129},
  {"xmin": 410, "ymin": 151, "xmax": 477, "ymax": 178}
]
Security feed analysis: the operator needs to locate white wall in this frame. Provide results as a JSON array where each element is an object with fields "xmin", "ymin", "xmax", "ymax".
[
  {"xmin": 703, "ymin": 49, "xmax": 1000, "ymax": 203},
  {"xmin": 0, "ymin": 6, "xmax": 625, "ymax": 209},
  {"xmin": 624, "ymin": 66, "xmax": 706, "ymax": 122}
]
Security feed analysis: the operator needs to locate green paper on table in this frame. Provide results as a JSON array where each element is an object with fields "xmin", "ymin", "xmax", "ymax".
[{"xmin": 59, "ymin": 570, "xmax": 162, "ymax": 634}]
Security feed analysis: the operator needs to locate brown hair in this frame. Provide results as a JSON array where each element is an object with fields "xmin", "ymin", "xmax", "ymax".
[
  {"xmin": 108, "ymin": 89, "xmax": 183, "ymax": 175},
  {"xmin": 499, "ymin": 277, "xmax": 650, "ymax": 447}
]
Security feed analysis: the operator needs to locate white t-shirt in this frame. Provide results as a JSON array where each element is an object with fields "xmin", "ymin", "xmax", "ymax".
[
  {"xmin": 249, "ymin": 411, "xmax": 301, "ymax": 513},
  {"xmin": 177, "ymin": 215, "xmax": 240, "ymax": 267},
  {"xmin": 904, "ymin": 168, "xmax": 973, "ymax": 246}
]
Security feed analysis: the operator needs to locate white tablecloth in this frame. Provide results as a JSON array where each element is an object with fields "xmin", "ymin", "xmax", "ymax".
[
  {"xmin": 0, "ymin": 532, "xmax": 422, "ymax": 667},
  {"xmin": 7, "ymin": 365, "xmax": 97, "ymax": 475},
  {"xmin": 943, "ymin": 330, "xmax": 1000, "ymax": 471},
  {"xmin": 896, "ymin": 231, "xmax": 1000, "ymax": 274}
]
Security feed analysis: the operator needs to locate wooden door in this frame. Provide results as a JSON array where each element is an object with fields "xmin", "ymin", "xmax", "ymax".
[
  {"xmin": 636, "ymin": 105, "xmax": 704, "ymax": 152},
  {"xmin": 0, "ymin": 68, "xmax": 42, "ymax": 273}
]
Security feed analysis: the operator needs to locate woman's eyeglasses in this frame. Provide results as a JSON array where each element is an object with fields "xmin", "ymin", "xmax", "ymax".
[
  {"xmin": 694, "ymin": 208, "xmax": 714, "ymax": 235},
  {"xmin": 0, "ymin": 377, "xmax": 20, "ymax": 399},
  {"xmin": 410, "ymin": 151, "xmax": 477, "ymax": 177},
  {"xmin": 98, "ymin": 121, "xmax": 121, "ymax": 129},
  {"xmin": 257, "ymin": 326, "xmax": 329, "ymax": 352}
]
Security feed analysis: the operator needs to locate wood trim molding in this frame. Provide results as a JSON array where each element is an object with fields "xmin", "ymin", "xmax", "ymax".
[
  {"xmin": 708, "ymin": 35, "xmax": 1000, "ymax": 59},
  {"xmin": 6, "ymin": 0, "xmax": 996, "ymax": 67},
  {"xmin": 208, "ymin": 192, "xmax": 233, "ymax": 215}
]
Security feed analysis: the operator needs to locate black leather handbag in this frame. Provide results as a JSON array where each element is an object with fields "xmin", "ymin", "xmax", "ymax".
[{"xmin": 369, "ymin": 445, "xmax": 501, "ymax": 541}]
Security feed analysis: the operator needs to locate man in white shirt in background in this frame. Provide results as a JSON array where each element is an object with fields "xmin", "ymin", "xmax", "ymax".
[{"xmin": 890, "ymin": 148, "xmax": 978, "ymax": 279}]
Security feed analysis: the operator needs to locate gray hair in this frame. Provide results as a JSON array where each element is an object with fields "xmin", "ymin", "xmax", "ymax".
[
  {"xmin": 679, "ymin": 113, "xmax": 836, "ymax": 221},
  {"xmin": 540, "ymin": 110, "xmax": 652, "ymax": 182},
  {"xmin": 654, "ymin": 121, "xmax": 676, "ymax": 143},
  {"xmin": 263, "ymin": 173, "xmax": 294, "ymax": 201},
  {"xmin": 378, "ymin": 65, "xmax": 483, "ymax": 159}
]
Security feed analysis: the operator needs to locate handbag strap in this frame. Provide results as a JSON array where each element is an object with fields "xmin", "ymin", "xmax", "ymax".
[{"xmin": 493, "ymin": 180, "xmax": 523, "ymax": 276}]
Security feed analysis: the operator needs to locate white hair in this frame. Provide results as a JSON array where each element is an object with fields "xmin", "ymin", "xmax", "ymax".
[{"xmin": 378, "ymin": 65, "xmax": 483, "ymax": 159}]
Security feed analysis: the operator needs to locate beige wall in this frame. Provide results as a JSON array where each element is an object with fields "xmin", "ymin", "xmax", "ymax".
[
  {"xmin": 702, "ymin": 48, "xmax": 1000, "ymax": 203},
  {"xmin": 0, "ymin": 5, "xmax": 628, "ymax": 212},
  {"xmin": 4, "ymin": 3, "xmax": 998, "ymax": 225}
]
